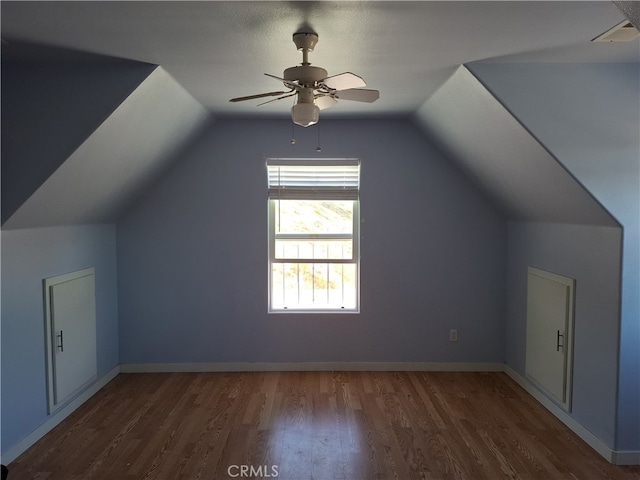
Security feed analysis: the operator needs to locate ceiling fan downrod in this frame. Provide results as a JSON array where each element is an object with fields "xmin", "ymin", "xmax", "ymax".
[
  {"xmin": 283, "ymin": 32, "xmax": 327, "ymax": 92},
  {"xmin": 292, "ymin": 32, "xmax": 318, "ymax": 66}
]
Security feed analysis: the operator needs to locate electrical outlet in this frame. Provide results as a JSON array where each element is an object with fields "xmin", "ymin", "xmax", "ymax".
[{"xmin": 449, "ymin": 329, "xmax": 458, "ymax": 342}]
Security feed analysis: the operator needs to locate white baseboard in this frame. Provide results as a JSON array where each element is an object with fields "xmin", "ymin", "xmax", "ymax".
[
  {"xmin": 119, "ymin": 361, "xmax": 505, "ymax": 373},
  {"xmin": 503, "ymin": 365, "xmax": 640, "ymax": 466},
  {"xmin": 612, "ymin": 450, "xmax": 640, "ymax": 466},
  {"xmin": 0, "ymin": 365, "xmax": 120, "ymax": 466}
]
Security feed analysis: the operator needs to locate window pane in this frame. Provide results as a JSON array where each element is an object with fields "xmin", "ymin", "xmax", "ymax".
[
  {"xmin": 275, "ymin": 239, "xmax": 353, "ymax": 260},
  {"xmin": 271, "ymin": 263, "xmax": 357, "ymax": 310},
  {"xmin": 274, "ymin": 200, "xmax": 353, "ymax": 235}
]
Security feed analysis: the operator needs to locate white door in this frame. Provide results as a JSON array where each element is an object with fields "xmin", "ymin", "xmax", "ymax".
[
  {"xmin": 45, "ymin": 268, "xmax": 97, "ymax": 412},
  {"xmin": 525, "ymin": 267, "xmax": 575, "ymax": 411}
]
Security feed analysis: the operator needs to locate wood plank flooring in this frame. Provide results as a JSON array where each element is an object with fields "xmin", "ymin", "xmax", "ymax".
[{"xmin": 8, "ymin": 372, "xmax": 640, "ymax": 480}]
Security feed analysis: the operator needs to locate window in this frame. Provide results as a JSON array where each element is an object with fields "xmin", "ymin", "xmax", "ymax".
[{"xmin": 267, "ymin": 159, "xmax": 360, "ymax": 312}]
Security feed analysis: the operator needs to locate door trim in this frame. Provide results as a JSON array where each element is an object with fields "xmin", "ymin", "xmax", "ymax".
[
  {"xmin": 525, "ymin": 266, "xmax": 576, "ymax": 412},
  {"xmin": 43, "ymin": 267, "xmax": 96, "ymax": 414}
]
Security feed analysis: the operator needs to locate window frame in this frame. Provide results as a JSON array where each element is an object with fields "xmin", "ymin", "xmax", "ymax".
[{"xmin": 267, "ymin": 159, "xmax": 360, "ymax": 314}]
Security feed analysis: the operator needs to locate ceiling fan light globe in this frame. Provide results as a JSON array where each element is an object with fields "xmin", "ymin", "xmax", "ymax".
[{"xmin": 291, "ymin": 103, "xmax": 320, "ymax": 127}]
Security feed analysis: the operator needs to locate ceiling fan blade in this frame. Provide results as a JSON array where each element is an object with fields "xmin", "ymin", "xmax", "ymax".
[
  {"xmin": 229, "ymin": 91, "xmax": 288, "ymax": 102},
  {"xmin": 322, "ymin": 72, "xmax": 366, "ymax": 91},
  {"xmin": 335, "ymin": 88, "xmax": 380, "ymax": 103},
  {"xmin": 256, "ymin": 91, "xmax": 297, "ymax": 106},
  {"xmin": 315, "ymin": 95, "xmax": 338, "ymax": 110},
  {"xmin": 264, "ymin": 73, "xmax": 299, "ymax": 90}
]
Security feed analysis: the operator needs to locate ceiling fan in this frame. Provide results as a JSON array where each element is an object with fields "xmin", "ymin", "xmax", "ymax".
[{"xmin": 229, "ymin": 32, "xmax": 379, "ymax": 127}]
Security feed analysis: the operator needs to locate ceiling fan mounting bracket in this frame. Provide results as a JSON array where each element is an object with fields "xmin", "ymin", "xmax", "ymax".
[{"xmin": 292, "ymin": 32, "xmax": 318, "ymax": 52}]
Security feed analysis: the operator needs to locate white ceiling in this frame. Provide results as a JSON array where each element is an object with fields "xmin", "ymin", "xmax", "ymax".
[{"xmin": 1, "ymin": 1, "xmax": 636, "ymax": 118}]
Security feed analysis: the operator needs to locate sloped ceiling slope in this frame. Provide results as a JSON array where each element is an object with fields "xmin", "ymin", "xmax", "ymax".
[
  {"xmin": 1, "ymin": 2, "xmax": 632, "ymax": 229},
  {"xmin": 3, "ymin": 65, "xmax": 210, "ymax": 229},
  {"xmin": 1, "ymin": 42, "xmax": 157, "ymax": 223},
  {"xmin": 413, "ymin": 66, "xmax": 618, "ymax": 227}
]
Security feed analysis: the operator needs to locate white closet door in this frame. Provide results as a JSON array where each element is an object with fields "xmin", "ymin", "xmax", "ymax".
[
  {"xmin": 526, "ymin": 267, "xmax": 575, "ymax": 411},
  {"xmin": 45, "ymin": 268, "xmax": 97, "ymax": 412}
]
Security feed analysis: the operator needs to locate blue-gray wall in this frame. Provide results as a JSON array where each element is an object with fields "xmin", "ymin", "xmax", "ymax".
[
  {"xmin": 4, "ymin": 60, "xmax": 635, "ymax": 460},
  {"xmin": 470, "ymin": 62, "xmax": 640, "ymax": 451},
  {"xmin": 1, "ymin": 225, "xmax": 119, "ymax": 454},
  {"xmin": 117, "ymin": 118, "xmax": 507, "ymax": 365},
  {"xmin": 505, "ymin": 221, "xmax": 622, "ymax": 447}
]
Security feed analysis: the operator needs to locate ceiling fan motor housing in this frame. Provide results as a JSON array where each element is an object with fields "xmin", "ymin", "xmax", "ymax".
[{"xmin": 283, "ymin": 65, "xmax": 328, "ymax": 86}]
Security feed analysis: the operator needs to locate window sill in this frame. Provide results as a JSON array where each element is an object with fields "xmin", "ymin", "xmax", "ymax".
[{"xmin": 268, "ymin": 308, "xmax": 360, "ymax": 315}]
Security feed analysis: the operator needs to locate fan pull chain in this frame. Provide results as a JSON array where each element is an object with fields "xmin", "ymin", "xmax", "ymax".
[{"xmin": 289, "ymin": 120, "xmax": 323, "ymax": 151}]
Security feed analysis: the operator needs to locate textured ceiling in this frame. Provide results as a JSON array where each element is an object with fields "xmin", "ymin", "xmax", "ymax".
[{"xmin": 1, "ymin": 1, "xmax": 635, "ymax": 118}]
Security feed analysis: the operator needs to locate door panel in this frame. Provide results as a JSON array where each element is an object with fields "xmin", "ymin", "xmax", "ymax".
[
  {"xmin": 526, "ymin": 267, "xmax": 575, "ymax": 411},
  {"xmin": 44, "ymin": 268, "xmax": 97, "ymax": 413}
]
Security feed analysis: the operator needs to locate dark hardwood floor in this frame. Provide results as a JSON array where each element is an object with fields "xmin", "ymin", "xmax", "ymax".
[{"xmin": 8, "ymin": 371, "xmax": 640, "ymax": 479}]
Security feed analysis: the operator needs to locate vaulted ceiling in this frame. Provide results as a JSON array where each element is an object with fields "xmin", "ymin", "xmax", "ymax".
[{"xmin": 1, "ymin": 1, "xmax": 637, "ymax": 229}]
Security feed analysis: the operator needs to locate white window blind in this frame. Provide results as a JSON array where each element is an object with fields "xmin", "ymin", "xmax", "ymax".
[{"xmin": 267, "ymin": 158, "xmax": 360, "ymax": 200}]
